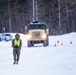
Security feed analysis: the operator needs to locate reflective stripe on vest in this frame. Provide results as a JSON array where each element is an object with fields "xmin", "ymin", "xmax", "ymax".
[{"xmin": 14, "ymin": 39, "xmax": 20, "ymax": 46}]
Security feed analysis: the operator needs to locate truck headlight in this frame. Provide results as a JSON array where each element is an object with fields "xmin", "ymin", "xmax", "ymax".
[
  {"xmin": 42, "ymin": 34, "xmax": 47, "ymax": 39},
  {"xmin": 27, "ymin": 34, "xmax": 32, "ymax": 40}
]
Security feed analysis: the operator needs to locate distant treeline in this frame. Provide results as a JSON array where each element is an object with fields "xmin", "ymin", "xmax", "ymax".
[{"xmin": 0, "ymin": 0, "xmax": 76, "ymax": 35}]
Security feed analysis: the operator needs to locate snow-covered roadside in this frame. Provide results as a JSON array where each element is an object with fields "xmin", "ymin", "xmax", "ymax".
[{"xmin": 0, "ymin": 32, "xmax": 76, "ymax": 75}]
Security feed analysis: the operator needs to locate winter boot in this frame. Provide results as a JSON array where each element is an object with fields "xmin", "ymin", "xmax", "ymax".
[
  {"xmin": 16, "ymin": 61, "xmax": 18, "ymax": 64},
  {"xmin": 13, "ymin": 61, "xmax": 16, "ymax": 64}
]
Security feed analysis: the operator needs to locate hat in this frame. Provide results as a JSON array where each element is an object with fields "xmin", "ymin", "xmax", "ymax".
[{"xmin": 15, "ymin": 34, "xmax": 20, "ymax": 37}]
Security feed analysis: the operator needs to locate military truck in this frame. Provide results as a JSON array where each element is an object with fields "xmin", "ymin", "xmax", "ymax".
[{"xmin": 27, "ymin": 21, "xmax": 49, "ymax": 47}]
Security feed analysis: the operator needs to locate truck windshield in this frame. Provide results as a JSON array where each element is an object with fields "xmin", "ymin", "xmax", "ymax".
[{"xmin": 28, "ymin": 24, "xmax": 46, "ymax": 30}]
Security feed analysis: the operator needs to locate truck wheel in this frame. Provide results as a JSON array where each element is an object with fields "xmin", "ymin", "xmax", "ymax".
[
  {"xmin": 0, "ymin": 38, "xmax": 2, "ymax": 41},
  {"xmin": 31, "ymin": 43, "xmax": 34, "ymax": 46},
  {"xmin": 43, "ymin": 40, "xmax": 48, "ymax": 47},
  {"xmin": 27, "ymin": 41, "xmax": 31, "ymax": 47},
  {"xmin": 46, "ymin": 39, "xmax": 49, "ymax": 46}
]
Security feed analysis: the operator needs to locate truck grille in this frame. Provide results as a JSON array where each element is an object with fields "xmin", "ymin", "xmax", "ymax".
[{"xmin": 32, "ymin": 32, "xmax": 40, "ymax": 39}]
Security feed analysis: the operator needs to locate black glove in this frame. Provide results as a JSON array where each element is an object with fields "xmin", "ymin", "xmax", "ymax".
[{"xmin": 14, "ymin": 46, "xmax": 19, "ymax": 48}]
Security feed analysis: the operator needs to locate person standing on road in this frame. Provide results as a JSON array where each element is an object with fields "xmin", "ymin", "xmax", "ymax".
[{"xmin": 12, "ymin": 34, "xmax": 22, "ymax": 64}]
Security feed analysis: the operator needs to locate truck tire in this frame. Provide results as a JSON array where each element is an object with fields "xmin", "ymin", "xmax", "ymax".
[
  {"xmin": 31, "ymin": 43, "xmax": 34, "ymax": 46},
  {"xmin": 0, "ymin": 38, "xmax": 2, "ymax": 41},
  {"xmin": 43, "ymin": 40, "xmax": 48, "ymax": 47},
  {"xmin": 46, "ymin": 39, "xmax": 49, "ymax": 46},
  {"xmin": 27, "ymin": 41, "xmax": 31, "ymax": 47}
]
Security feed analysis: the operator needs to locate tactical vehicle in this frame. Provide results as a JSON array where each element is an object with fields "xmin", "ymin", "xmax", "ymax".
[{"xmin": 27, "ymin": 22, "xmax": 49, "ymax": 47}]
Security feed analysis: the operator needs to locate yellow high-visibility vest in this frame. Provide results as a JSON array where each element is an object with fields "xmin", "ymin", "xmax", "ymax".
[{"xmin": 14, "ymin": 39, "xmax": 20, "ymax": 46}]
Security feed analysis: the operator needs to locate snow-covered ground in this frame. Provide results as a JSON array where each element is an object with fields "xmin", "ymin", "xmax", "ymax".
[{"xmin": 0, "ymin": 32, "xmax": 76, "ymax": 75}]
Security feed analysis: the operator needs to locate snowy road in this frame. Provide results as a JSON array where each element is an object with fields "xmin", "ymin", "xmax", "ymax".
[{"xmin": 0, "ymin": 32, "xmax": 76, "ymax": 75}]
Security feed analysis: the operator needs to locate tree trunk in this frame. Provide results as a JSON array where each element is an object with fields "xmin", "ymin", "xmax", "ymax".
[
  {"xmin": 66, "ymin": 0, "xmax": 70, "ymax": 33},
  {"xmin": 8, "ymin": 0, "xmax": 12, "ymax": 32},
  {"xmin": 58, "ymin": 0, "xmax": 61, "ymax": 34},
  {"xmin": 22, "ymin": 4, "xmax": 25, "ymax": 27}
]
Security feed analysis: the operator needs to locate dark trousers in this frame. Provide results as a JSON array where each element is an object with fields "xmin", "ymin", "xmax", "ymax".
[{"xmin": 13, "ymin": 50, "xmax": 20, "ymax": 62}]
